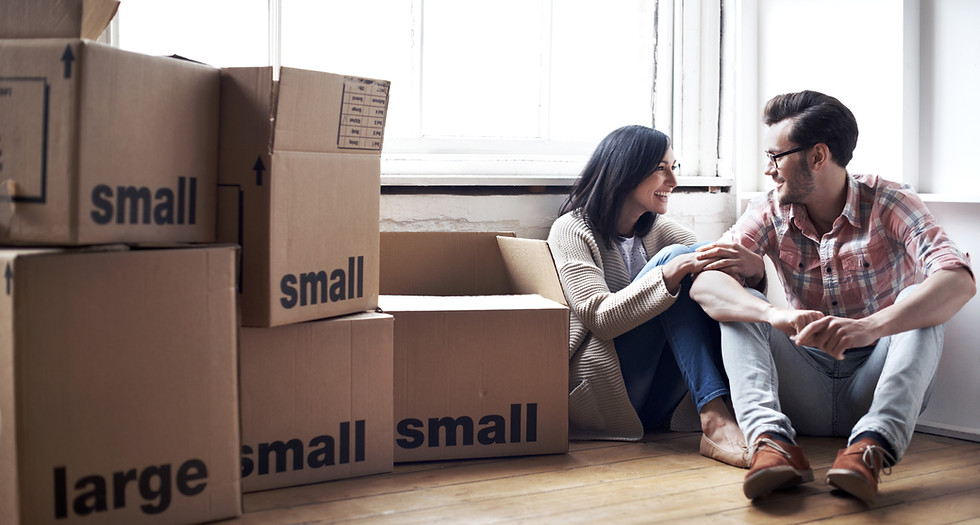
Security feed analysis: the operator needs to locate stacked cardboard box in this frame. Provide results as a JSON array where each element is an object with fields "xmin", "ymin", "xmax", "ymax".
[
  {"xmin": 238, "ymin": 312, "xmax": 394, "ymax": 493},
  {"xmin": 0, "ymin": 246, "xmax": 241, "ymax": 524},
  {"xmin": 2, "ymin": 1, "xmax": 574, "ymax": 520},
  {"xmin": 216, "ymin": 66, "xmax": 397, "ymax": 493},
  {"xmin": 216, "ymin": 66, "xmax": 387, "ymax": 328},
  {"xmin": 0, "ymin": 16, "xmax": 219, "ymax": 245},
  {"xmin": 0, "ymin": 2, "xmax": 243, "ymax": 523}
]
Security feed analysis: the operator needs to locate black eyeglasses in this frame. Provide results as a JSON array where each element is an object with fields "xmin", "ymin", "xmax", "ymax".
[{"xmin": 766, "ymin": 144, "xmax": 815, "ymax": 169}]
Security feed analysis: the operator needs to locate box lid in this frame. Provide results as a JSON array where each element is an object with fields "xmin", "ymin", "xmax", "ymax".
[
  {"xmin": 0, "ymin": 0, "xmax": 119, "ymax": 39},
  {"xmin": 220, "ymin": 66, "xmax": 390, "ymax": 155},
  {"xmin": 496, "ymin": 236, "xmax": 566, "ymax": 306}
]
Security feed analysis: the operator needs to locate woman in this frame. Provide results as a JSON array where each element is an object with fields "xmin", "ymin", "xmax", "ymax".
[{"xmin": 547, "ymin": 125, "xmax": 748, "ymax": 467}]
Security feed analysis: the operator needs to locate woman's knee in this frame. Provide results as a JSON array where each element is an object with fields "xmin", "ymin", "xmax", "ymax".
[{"xmin": 652, "ymin": 243, "xmax": 695, "ymax": 264}]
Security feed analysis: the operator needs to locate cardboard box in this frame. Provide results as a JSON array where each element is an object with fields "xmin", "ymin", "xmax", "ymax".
[
  {"xmin": 0, "ymin": 39, "xmax": 219, "ymax": 245},
  {"xmin": 217, "ymin": 67, "xmax": 389, "ymax": 327},
  {"xmin": 238, "ymin": 312, "xmax": 394, "ymax": 492},
  {"xmin": 378, "ymin": 232, "xmax": 570, "ymax": 463},
  {"xmin": 0, "ymin": 245, "xmax": 240, "ymax": 524},
  {"xmin": 0, "ymin": 0, "xmax": 119, "ymax": 40}
]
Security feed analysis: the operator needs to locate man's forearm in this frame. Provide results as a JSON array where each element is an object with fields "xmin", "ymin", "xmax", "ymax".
[{"xmin": 864, "ymin": 267, "xmax": 976, "ymax": 340}]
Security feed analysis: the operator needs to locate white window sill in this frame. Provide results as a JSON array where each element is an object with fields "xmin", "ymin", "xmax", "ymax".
[
  {"xmin": 919, "ymin": 193, "xmax": 980, "ymax": 204},
  {"xmin": 380, "ymin": 154, "xmax": 734, "ymax": 188}
]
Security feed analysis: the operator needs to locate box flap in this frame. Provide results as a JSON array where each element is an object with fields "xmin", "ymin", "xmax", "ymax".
[
  {"xmin": 219, "ymin": 67, "xmax": 276, "ymax": 155},
  {"xmin": 379, "ymin": 232, "xmax": 515, "ymax": 295},
  {"xmin": 81, "ymin": 0, "xmax": 119, "ymax": 39},
  {"xmin": 274, "ymin": 67, "xmax": 390, "ymax": 154},
  {"xmin": 496, "ymin": 236, "xmax": 567, "ymax": 306},
  {"xmin": 0, "ymin": 0, "xmax": 119, "ymax": 39}
]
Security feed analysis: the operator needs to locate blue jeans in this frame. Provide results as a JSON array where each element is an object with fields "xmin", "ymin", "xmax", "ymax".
[
  {"xmin": 721, "ymin": 286, "xmax": 943, "ymax": 462},
  {"xmin": 614, "ymin": 244, "xmax": 729, "ymax": 430}
]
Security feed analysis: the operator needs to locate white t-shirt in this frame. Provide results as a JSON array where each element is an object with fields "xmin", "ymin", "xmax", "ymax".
[{"xmin": 616, "ymin": 235, "xmax": 649, "ymax": 281}]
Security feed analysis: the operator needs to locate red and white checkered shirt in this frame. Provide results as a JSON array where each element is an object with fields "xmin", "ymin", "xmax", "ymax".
[{"xmin": 723, "ymin": 174, "xmax": 973, "ymax": 319}]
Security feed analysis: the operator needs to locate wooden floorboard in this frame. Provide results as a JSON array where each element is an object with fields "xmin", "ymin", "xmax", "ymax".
[{"xmin": 216, "ymin": 432, "xmax": 980, "ymax": 524}]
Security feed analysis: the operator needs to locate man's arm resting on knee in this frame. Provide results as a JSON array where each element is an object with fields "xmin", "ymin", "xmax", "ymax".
[
  {"xmin": 793, "ymin": 267, "xmax": 975, "ymax": 359},
  {"xmin": 690, "ymin": 270, "xmax": 824, "ymax": 336},
  {"xmin": 876, "ymin": 267, "xmax": 975, "ymax": 332}
]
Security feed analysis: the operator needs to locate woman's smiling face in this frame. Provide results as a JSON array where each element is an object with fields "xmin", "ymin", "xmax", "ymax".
[{"xmin": 624, "ymin": 146, "xmax": 679, "ymax": 218}]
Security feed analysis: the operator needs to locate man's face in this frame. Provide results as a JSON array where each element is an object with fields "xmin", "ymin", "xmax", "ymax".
[{"xmin": 764, "ymin": 119, "xmax": 815, "ymax": 206}]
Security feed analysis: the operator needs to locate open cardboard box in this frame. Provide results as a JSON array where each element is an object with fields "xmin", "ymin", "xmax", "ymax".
[
  {"xmin": 378, "ymin": 231, "xmax": 569, "ymax": 463},
  {"xmin": 0, "ymin": 245, "xmax": 241, "ymax": 524},
  {"xmin": 217, "ymin": 67, "xmax": 390, "ymax": 327}
]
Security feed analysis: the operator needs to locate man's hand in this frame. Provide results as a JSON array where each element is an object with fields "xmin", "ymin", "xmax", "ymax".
[
  {"xmin": 695, "ymin": 242, "xmax": 766, "ymax": 288},
  {"xmin": 793, "ymin": 316, "xmax": 878, "ymax": 360},
  {"xmin": 766, "ymin": 307, "xmax": 825, "ymax": 341}
]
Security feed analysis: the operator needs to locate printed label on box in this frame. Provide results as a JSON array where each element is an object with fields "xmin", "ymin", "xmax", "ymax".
[{"xmin": 338, "ymin": 77, "xmax": 389, "ymax": 151}]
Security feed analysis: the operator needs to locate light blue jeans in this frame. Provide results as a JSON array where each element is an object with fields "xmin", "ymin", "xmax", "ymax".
[
  {"xmin": 722, "ymin": 286, "xmax": 943, "ymax": 462},
  {"xmin": 614, "ymin": 244, "xmax": 729, "ymax": 430}
]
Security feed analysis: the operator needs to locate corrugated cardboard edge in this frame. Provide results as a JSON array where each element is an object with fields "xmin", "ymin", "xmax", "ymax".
[
  {"xmin": 0, "ymin": 252, "xmax": 19, "ymax": 524},
  {"xmin": 496, "ymin": 236, "xmax": 567, "ymax": 306}
]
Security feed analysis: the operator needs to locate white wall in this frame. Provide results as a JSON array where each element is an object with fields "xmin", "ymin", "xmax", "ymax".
[
  {"xmin": 915, "ymin": 201, "xmax": 980, "ymax": 439},
  {"xmin": 920, "ymin": 0, "xmax": 980, "ymax": 195},
  {"xmin": 380, "ymin": 191, "xmax": 735, "ymax": 242},
  {"xmin": 914, "ymin": 0, "xmax": 980, "ymax": 439},
  {"xmin": 749, "ymin": 0, "xmax": 905, "ymax": 189}
]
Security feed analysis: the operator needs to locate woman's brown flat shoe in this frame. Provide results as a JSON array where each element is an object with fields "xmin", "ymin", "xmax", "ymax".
[{"xmin": 700, "ymin": 432, "xmax": 750, "ymax": 468}]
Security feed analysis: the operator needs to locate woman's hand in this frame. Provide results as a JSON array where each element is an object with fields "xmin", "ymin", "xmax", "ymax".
[{"xmin": 661, "ymin": 252, "xmax": 705, "ymax": 294}]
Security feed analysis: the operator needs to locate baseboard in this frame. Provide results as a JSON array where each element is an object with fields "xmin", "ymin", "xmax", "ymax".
[{"xmin": 915, "ymin": 422, "xmax": 980, "ymax": 443}]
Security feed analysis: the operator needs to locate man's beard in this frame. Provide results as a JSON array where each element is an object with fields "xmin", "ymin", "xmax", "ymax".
[{"xmin": 777, "ymin": 159, "xmax": 815, "ymax": 206}]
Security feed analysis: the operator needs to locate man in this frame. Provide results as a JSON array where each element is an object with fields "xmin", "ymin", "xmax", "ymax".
[{"xmin": 690, "ymin": 90, "xmax": 975, "ymax": 504}]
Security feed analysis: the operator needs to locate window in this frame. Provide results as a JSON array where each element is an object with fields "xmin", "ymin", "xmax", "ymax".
[{"xmin": 112, "ymin": 1, "xmax": 725, "ymax": 184}]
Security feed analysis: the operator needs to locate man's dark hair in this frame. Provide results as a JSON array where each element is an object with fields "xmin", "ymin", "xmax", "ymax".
[
  {"xmin": 763, "ymin": 90, "xmax": 859, "ymax": 168},
  {"xmin": 559, "ymin": 125, "xmax": 670, "ymax": 248}
]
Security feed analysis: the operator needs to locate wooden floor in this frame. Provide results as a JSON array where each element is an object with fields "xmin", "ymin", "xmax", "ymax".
[{"xmin": 222, "ymin": 431, "xmax": 980, "ymax": 524}]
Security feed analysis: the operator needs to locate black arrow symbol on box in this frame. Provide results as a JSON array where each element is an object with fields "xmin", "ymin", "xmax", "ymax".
[
  {"xmin": 61, "ymin": 45, "xmax": 75, "ymax": 79},
  {"xmin": 253, "ymin": 156, "xmax": 266, "ymax": 186},
  {"xmin": 4, "ymin": 263, "xmax": 11, "ymax": 295}
]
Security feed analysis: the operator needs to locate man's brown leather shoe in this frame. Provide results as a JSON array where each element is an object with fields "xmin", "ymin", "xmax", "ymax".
[
  {"xmin": 826, "ymin": 437, "xmax": 895, "ymax": 505},
  {"xmin": 743, "ymin": 434, "xmax": 814, "ymax": 499}
]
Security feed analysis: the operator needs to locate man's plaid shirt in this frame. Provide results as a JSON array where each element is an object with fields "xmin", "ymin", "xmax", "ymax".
[{"xmin": 723, "ymin": 173, "xmax": 973, "ymax": 319}]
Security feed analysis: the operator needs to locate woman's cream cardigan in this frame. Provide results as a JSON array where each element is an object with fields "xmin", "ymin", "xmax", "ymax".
[{"xmin": 547, "ymin": 211, "xmax": 697, "ymax": 441}]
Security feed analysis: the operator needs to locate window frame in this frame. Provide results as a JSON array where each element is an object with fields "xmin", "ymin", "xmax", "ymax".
[
  {"xmin": 107, "ymin": 0, "xmax": 731, "ymax": 188},
  {"xmin": 380, "ymin": 0, "xmax": 730, "ymax": 187}
]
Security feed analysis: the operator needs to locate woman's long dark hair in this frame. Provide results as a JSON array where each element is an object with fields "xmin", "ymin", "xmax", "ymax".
[{"xmin": 559, "ymin": 125, "xmax": 671, "ymax": 248}]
